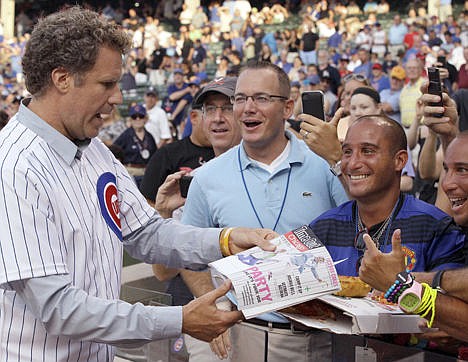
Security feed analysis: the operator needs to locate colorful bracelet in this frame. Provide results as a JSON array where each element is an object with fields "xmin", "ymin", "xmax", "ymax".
[
  {"xmin": 386, "ymin": 283, "xmax": 410, "ymax": 303},
  {"xmin": 414, "ymin": 283, "xmax": 438, "ymax": 328},
  {"xmin": 385, "ymin": 270, "xmax": 414, "ymax": 303},
  {"xmin": 219, "ymin": 227, "xmax": 234, "ymax": 257}
]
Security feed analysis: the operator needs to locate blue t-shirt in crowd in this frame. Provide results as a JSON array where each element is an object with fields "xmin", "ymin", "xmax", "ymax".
[{"xmin": 309, "ymin": 195, "xmax": 466, "ymax": 276}]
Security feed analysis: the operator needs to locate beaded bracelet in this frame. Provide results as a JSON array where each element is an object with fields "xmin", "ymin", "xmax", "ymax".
[
  {"xmin": 384, "ymin": 270, "xmax": 414, "ymax": 303},
  {"xmin": 386, "ymin": 283, "xmax": 409, "ymax": 303}
]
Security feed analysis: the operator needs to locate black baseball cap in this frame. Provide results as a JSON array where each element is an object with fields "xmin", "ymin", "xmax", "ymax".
[{"xmin": 193, "ymin": 76, "xmax": 237, "ymax": 107}]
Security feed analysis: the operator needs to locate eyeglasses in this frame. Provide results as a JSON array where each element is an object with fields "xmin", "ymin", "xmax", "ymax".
[
  {"xmin": 343, "ymin": 73, "xmax": 367, "ymax": 83},
  {"xmin": 230, "ymin": 93, "xmax": 289, "ymax": 106},
  {"xmin": 131, "ymin": 113, "xmax": 146, "ymax": 119},
  {"xmin": 203, "ymin": 104, "xmax": 234, "ymax": 116}
]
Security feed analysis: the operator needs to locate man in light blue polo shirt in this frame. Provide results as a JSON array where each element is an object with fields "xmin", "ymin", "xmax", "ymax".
[
  {"xmin": 380, "ymin": 65, "xmax": 406, "ymax": 124},
  {"xmin": 388, "ymin": 15, "xmax": 408, "ymax": 55},
  {"xmin": 182, "ymin": 61, "xmax": 347, "ymax": 362}
]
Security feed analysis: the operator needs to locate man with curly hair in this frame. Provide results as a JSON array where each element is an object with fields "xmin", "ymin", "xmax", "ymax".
[{"xmin": 0, "ymin": 6, "xmax": 275, "ymax": 361}]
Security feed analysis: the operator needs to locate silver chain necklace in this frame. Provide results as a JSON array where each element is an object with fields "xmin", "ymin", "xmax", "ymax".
[
  {"xmin": 356, "ymin": 196, "xmax": 401, "ymax": 247},
  {"xmin": 357, "ymin": 212, "xmax": 392, "ymax": 247}
]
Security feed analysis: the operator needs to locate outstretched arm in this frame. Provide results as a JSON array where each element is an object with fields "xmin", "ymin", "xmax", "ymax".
[
  {"xmin": 299, "ymin": 108, "xmax": 349, "ymax": 195},
  {"xmin": 419, "ymin": 85, "xmax": 459, "ymax": 153}
]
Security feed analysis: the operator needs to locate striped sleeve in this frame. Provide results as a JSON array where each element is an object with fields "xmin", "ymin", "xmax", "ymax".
[{"xmin": 0, "ymin": 134, "xmax": 68, "ymax": 286}]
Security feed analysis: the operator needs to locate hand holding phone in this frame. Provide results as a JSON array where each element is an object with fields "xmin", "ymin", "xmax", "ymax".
[
  {"xmin": 427, "ymin": 67, "xmax": 444, "ymax": 118},
  {"xmin": 301, "ymin": 90, "xmax": 325, "ymax": 121},
  {"xmin": 179, "ymin": 175, "xmax": 193, "ymax": 198},
  {"xmin": 299, "ymin": 93, "xmax": 343, "ymax": 166}
]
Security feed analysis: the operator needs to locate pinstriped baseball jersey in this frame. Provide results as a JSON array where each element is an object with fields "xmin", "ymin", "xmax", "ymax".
[{"xmin": 0, "ymin": 104, "xmax": 155, "ymax": 361}]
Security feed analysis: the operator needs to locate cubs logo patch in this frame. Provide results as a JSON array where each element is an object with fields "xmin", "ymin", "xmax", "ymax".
[{"xmin": 97, "ymin": 172, "xmax": 122, "ymax": 240}]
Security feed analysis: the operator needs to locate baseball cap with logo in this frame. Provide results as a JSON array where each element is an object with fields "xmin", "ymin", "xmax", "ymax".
[
  {"xmin": 193, "ymin": 76, "xmax": 237, "ymax": 106},
  {"xmin": 390, "ymin": 66, "xmax": 406, "ymax": 80},
  {"xmin": 129, "ymin": 104, "xmax": 147, "ymax": 117},
  {"xmin": 320, "ymin": 70, "xmax": 331, "ymax": 79}
]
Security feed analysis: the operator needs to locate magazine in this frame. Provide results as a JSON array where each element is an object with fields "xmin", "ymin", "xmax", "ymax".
[{"xmin": 209, "ymin": 225, "xmax": 341, "ymax": 319}]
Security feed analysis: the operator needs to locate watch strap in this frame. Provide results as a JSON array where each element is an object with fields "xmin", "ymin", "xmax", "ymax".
[
  {"xmin": 396, "ymin": 270, "xmax": 411, "ymax": 284},
  {"xmin": 431, "ymin": 269, "xmax": 446, "ymax": 294},
  {"xmin": 330, "ymin": 160, "xmax": 342, "ymax": 177}
]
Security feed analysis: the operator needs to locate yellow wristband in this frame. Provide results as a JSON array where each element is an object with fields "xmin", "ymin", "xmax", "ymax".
[
  {"xmin": 415, "ymin": 283, "xmax": 438, "ymax": 328},
  {"xmin": 219, "ymin": 227, "xmax": 234, "ymax": 257}
]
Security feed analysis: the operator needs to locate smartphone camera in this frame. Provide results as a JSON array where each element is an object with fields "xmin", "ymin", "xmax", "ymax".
[
  {"xmin": 301, "ymin": 90, "xmax": 325, "ymax": 121},
  {"xmin": 179, "ymin": 175, "xmax": 193, "ymax": 198},
  {"xmin": 427, "ymin": 67, "xmax": 444, "ymax": 118}
]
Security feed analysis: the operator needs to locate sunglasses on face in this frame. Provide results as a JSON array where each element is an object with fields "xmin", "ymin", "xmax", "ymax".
[
  {"xmin": 354, "ymin": 228, "xmax": 368, "ymax": 252},
  {"xmin": 354, "ymin": 228, "xmax": 367, "ymax": 272},
  {"xmin": 343, "ymin": 73, "xmax": 367, "ymax": 83},
  {"xmin": 354, "ymin": 228, "xmax": 381, "ymax": 250},
  {"xmin": 131, "ymin": 113, "xmax": 146, "ymax": 120}
]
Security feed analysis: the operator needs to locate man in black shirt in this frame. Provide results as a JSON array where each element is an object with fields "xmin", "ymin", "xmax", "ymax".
[
  {"xmin": 140, "ymin": 103, "xmax": 213, "ymax": 204},
  {"xmin": 317, "ymin": 49, "xmax": 341, "ymax": 95},
  {"xmin": 149, "ymin": 39, "xmax": 166, "ymax": 70},
  {"xmin": 300, "ymin": 25, "xmax": 319, "ymax": 65},
  {"xmin": 192, "ymin": 39, "xmax": 207, "ymax": 66},
  {"xmin": 148, "ymin": 39, "xmax": 166, "ymax": 86}
]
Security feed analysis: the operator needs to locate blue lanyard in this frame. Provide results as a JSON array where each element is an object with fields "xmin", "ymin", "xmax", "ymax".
[{"xmin": 237, "ymin": 147, "xmax": 292, "ymax": 231}]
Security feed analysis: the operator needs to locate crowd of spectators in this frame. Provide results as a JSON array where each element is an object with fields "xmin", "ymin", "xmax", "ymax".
[
  {"xmin": 1, "ymin": 0, "xmax": 468, "ymax": 193},
  {"xmin": 3, "ymin": 1, "xmax": 468, "ymax": 360}
]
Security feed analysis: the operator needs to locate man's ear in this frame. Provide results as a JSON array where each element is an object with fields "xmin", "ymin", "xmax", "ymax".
[
  {"xmin": 50, "ymin": 67, "xmax": 71, "ymax": 94},
  {"xmin": 394, "ymin": 149, "xmax": 408, "ymax": 173},
  {"xmin": 190, "ymin": 109, "xmax": 201, "ymax": 127},
  {"xmin": 283, "ymin": 99, "xmax": 295, "ymax": 120}
]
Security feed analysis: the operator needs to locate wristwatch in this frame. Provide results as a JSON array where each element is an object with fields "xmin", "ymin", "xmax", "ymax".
[
  {"xmin": 398, "ymin": 281, "xmax": 423, "ymax": 313},
  {"xmin": 330, "ymin": 160, "xmax": 342, "ymax": 177}
]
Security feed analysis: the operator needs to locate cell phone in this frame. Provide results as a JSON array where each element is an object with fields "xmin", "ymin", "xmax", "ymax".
[
  {"xmin": 179, "ymin": 175, "xmax": 193, "ymax": 198},
  {"xmin": 427, "ymin": 67, "xmax": 444, "ymax": 118},
  {"xmin": 302, "ymin": 90, "xmax": 325, "ymax": 121}
]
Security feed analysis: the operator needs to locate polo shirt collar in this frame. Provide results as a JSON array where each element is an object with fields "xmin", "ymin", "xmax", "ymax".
[{"xmin": 238, "ymin": 130, "xmax": 305, "ymax": 171}]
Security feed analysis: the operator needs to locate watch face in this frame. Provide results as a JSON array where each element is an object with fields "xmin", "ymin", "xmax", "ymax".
[{"xmin": 400, "ymin": 293, "xmax": 421, "ymax": 313}]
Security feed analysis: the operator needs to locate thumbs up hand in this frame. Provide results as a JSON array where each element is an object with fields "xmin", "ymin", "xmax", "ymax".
[{"xmin": 359, "ymin": 229, "xmax": 407, "ymax": 292}]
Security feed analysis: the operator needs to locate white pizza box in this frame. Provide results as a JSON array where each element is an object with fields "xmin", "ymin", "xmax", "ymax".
[{"xmin": 281, "ymin": 294, "xmax": 424, "ymax": 335}]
